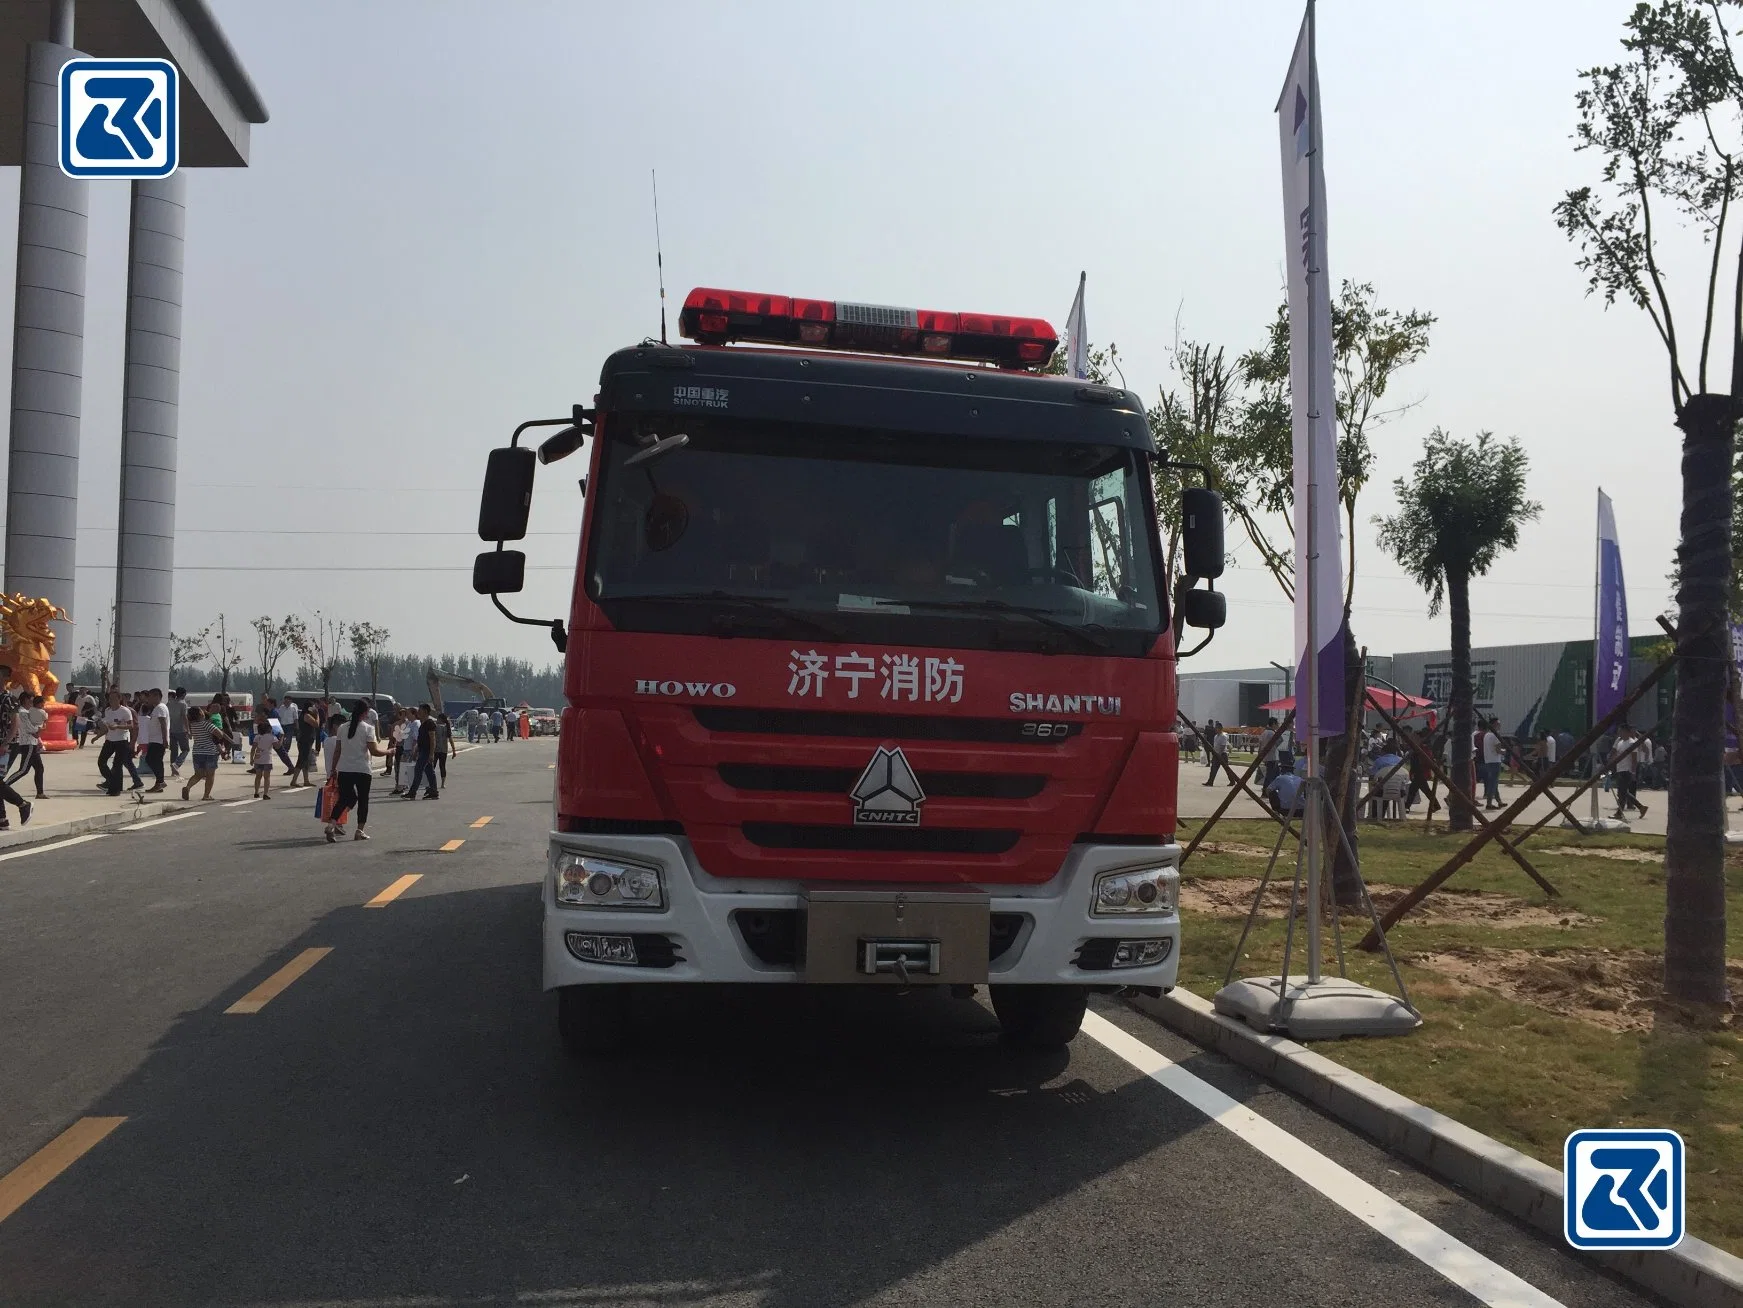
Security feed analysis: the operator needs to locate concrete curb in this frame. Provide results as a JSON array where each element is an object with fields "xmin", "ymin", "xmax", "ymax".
[
  {"xmin": 1126, "ymin": 987, "xmax": 1743, "ymax": 1308},
  {"xmin": 0, "ymin": 799, "xmax": 191, "ymax": 853}
]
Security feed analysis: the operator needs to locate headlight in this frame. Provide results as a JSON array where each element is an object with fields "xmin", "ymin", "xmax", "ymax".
[
  {"xmin": 1091, "ymin": 865, "xmax": 1178, "ymax": 917},
  {"xmin": 556, "ymin": 853, "xmax": 665, "ymax": 911}
]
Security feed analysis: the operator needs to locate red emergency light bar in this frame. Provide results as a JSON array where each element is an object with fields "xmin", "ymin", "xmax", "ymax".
[{"xmin": 678, "ymin": 288, "xmax": 1059, "ymax": 369}]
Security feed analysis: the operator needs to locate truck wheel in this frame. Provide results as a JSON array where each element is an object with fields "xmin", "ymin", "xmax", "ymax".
[
  {"xmin": 989, "ymin": 984, "xmax": 1089, "ymax": 1049},
  {"xmin": 556, "ymin": 984, "xmax": 631, "ymax": 1057}
]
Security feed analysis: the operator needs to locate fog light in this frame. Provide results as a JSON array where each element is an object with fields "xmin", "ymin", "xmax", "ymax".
[
  {"xmin": 565, "ymin": 932, "xmax": 638, "ymax": 965},
  {"xmin": 1112, "ymin": 938, "xmax": 1171, "ymax": 969}
]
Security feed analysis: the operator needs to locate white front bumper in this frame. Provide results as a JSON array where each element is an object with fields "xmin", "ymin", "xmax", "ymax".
[{"xmin": 541, "ymin": 833, "xmax": 1181, "ymax": 989}]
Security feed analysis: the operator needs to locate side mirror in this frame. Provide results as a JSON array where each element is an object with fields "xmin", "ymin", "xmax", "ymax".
[
  {"xmin": 473, "ymin": 549, "xmax": 526, "ymax": 595},
  {"xmin": 1180, "ymin": 487, "xmax": 1225, "ymax": 579},
  {"xmin": 479, "ymin": 447, "xmax": 536, "ymax": 541},
  {"xmin": 537, "ymin": 423, "xmax": 589, "ymax": 466},
  {"xmin": 1180, "ymin": 586, "xmax": 1226, "ymax": 630}
]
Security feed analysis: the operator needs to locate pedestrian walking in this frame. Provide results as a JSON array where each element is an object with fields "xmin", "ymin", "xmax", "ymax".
[
  {"xmin": 390, "ymin": 708, "xmax": 416, "ymax": 793},
  {"xmin": 273, "ymin": 696, "xmax": 297, "ymax": 773},
  {"xmin": 181, "ymin": 701, "xmax": 232, "ymax": 801},
  {"xmin": 406, "ymin": 703, "xmax": 441, "ymax": 799},
  {"xmin": 290, "ymin": 699, "xmax": 319, "ymax": 788},
  {"xmin": 327, "ymin": 699, "xmax": 390, "ymax": 842},
  {"xmin": 250, "ymin": 724, "xmax": 278, "ymax": 799},
  {"xmin": 75, "ymin": 688, "xmax": 97, "ymax": 748},
  {"xmin": 168, "ymin": 687, "xmax": 190, "ymax": 776},
  {"xmin": 1480, "ymin": 718, "xmax": 1504, "ymax": 809},
  {"xmin": 489, "ymin": 709, "xmax": 503, "ymax": 743},
  {"xmin": 6, "ymin": 693, "xmax": 47, "ymax": 799},
  {"xmin": 97, "ymin": 689, "xmax": 136, "ymax": 796},
  {"xmin": 1202, "ymin": 721, "xmax": 1236, "ymax": 787},
  {"xmin": 138, "ymin": 688, "xmax": 170, "ymax": 792},
  {"xmin": 1610, "ymin": 724, "xmax": 1649, "ymax": 819},
  {"xmin": 0, "ymin": 668, "xmax": 34, "ymax": 829},
  {"xmin": 435, "ymin": 714, "xmax": 455, "ymax": 788}
]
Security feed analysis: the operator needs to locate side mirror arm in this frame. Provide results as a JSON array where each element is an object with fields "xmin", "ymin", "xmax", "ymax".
[{"xmin": 488, "ymin": 592, "xmax": 567, "ymax": 653}]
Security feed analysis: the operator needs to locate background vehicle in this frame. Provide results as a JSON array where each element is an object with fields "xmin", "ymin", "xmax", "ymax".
[
  {"xmin": 527, "ymin": 707, "xmax": 560, "ymax": 736},
  {"xmin": 473, "ymin": 286, "xmax": 1226, "ymax": 1056}
]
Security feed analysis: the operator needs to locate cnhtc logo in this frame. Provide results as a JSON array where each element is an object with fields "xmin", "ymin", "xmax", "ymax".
[
  {"xmin": 1564, "ymin": 1129, "xmax": 1684, "ymax": 1250},
  {"xmin": 59, "ymin": 59, "xmax": 178, "ymax": 179},
  {"xmin": 849, "ymin": 745, "xmax": 925, "ymax": 826}
]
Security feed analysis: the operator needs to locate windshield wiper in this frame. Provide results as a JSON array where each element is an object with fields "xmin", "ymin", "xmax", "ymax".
[
  {"xmin": 613, "ymin": 590, "xmax": 846, "ymax": 642},
  {"xmin": 876, "ymin": 597, "xmax": 1112, "ymax": 652}
]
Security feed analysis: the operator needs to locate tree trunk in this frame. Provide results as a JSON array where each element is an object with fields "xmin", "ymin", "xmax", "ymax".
[
  {"xmin": 1665, "ymin": 393, "xmax": 1732, "ymax": 1007},
  {"xmin": 1326, "ymin": 622, "xmax": 1364, "ymax": 904},
  {"xmin": 1447, "ymin": 571, "xmax": 1474, "ymax": 833}
]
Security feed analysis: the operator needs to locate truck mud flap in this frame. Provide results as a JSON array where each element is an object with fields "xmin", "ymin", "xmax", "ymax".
[{"xmin": 799, "ymin": 884, "xmax": 991, "ymax": 985}]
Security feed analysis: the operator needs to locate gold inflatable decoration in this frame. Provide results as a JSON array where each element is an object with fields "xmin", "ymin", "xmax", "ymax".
[{"xmin": 0, "ymin": 594, "xmax": 70, "ymax": 699}]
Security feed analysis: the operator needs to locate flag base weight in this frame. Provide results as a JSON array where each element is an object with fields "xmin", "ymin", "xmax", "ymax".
[
  {"xmin": 1213, "ymin": 975, "xmax": 1421, "ymax": 1039},
  {"xmin": 1564, "ymin": 815, "xmax": 1632, "ymax": 833}
]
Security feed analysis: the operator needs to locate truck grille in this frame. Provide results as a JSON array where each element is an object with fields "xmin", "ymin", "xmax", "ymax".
[
  {"xmin": 693, "ymin": 706, "xmax": 1081, "ymax": 744},
  {"xmin": 741, "ymin": 823, "xmax": 1020, "ymax": 854},
  {"xmin": 718, "ymin": 763, "xmax": 1044, "ymax": 800}
]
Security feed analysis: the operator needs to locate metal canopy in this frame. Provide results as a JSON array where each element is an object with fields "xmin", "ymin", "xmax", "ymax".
[{"xmin": 0, "ymin": 0, "xmax": 267, "ymax": 166}]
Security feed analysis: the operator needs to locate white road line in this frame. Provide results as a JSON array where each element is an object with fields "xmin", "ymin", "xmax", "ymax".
[
  {"xmin": 223, "ymin": 798, "xmax": 260, "ymax": 808},
  {"xmin": 1080, "ymin": 1012, "xmax": 1566, "ymax": 1308},
  {"xmin": 121, "ymin": 811, "xmax": 205, "ymax": 831},
  {"xmin": 0, "ymin": 833, "xmax": 110, "ymax": 862}
]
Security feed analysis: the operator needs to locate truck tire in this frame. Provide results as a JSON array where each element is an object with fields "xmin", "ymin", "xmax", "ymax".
[
  {"xmin": 556, "ymin": 984, "xmax": 631, "ymax": 1056},
  {"xmin": 989, "ymin": 984, "xmax": 1089, "ymax": 1049}
]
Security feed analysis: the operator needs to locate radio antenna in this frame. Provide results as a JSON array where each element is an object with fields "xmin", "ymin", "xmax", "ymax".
[{"xmin": 652, "ymin": 169, "xmax": 668, "ymax": 345}]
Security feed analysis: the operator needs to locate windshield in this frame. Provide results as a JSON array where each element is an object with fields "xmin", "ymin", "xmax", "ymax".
[{"xmin": 584, "ymin": 417, "xmax": 1164, "ymax": 655}]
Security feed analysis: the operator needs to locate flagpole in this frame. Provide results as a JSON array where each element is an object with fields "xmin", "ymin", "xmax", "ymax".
[
  {"xmin": 1591, "ymin": 488, "xmax": 1602, "ymax": 826},
  {"xmin": 1302, "ymin": 0, "xmax": 1323, "ymax": 984}
]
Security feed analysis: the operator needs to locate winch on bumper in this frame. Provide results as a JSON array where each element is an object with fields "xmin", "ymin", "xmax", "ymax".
[{"xmin": 541, "ymin": 833, "xmax": 1181, "ymax": 989}]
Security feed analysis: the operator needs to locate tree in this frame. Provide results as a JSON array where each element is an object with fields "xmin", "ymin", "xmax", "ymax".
[
  {"xmin": 296, "ymin": 611, "xmax": 348, "ymax": 699},
  {"xmin": 1375, "ymin": 431, "xmax": 1540, "ymax": 833},
  {"xmin": 251, "ymin": 615, "xmax": 306, "ymax": 699},
  {"xmin": 169, "ymin": 627, "xmax": 208, "ymax": 687},
  {"xmin": 1553, "ymin": 0, "xmax": 1739, "ymax": 1008},
  {"xmin": 202, "ymin": 615, "xmax": 243, "ymax": 694},
  {"xmin": 349, "ymin": 622, "xmax": 391, "ymax": 701}
]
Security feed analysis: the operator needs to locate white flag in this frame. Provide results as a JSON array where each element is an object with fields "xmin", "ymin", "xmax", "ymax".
[
  {"xmin": 1278, "ymin": 2, "xmax": 1344, "ymax": 739},
  {"xmin": 1064, "ymin": 271, "xmax": 1088, "ymax": 380}
]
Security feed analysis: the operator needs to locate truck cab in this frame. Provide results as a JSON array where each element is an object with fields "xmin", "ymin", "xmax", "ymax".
[{"xmin": 475, "ymin": 287, "xmax": 1225, "ymax": 1054}]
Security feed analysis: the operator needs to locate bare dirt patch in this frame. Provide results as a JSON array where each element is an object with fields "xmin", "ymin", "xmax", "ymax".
[
  {"xmin": 1193, "ymin": 842, "xmax": 1284, "ymax": 859},
  {"xmin": 1541, "ymin": 845, "xmax": 1663, "ymax": 863},
  {"xmin": 1181, "ymin": 876, "xmax": 1597, "ymax": 930},
  {"xmin": 1413, "ymin": 947, "xmax": 1743, "ymax": 1032}
]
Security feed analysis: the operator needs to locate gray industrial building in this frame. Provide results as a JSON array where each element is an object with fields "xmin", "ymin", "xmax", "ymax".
[
  {"xmin": 1180, "ymin": 635, "xmax": 1673, "ymax": 738},
  {"xmin": 0, "ymin": 0, "xmax": 264, "ymax": 692}
]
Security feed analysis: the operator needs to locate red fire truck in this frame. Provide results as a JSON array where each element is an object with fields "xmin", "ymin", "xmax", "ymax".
[{"xmin": 473, "ymin": 287, "xmax": 1226, "ymax": 1054}]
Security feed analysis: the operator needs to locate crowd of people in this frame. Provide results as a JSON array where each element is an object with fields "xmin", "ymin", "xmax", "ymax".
[
  {"xmin": 1200, "ymin": 713, "xmax": 1664, "ymax": 826},
  {"xmin": 38, "ymin": 686, "xmax": 471, "ymax": 842}
]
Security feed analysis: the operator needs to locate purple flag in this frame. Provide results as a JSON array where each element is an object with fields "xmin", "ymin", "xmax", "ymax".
[
  {"xmin": 1278, "ymin": 4, "xmax": 1344, "ymax": 738},
  {"xmin": 1594, "ymin": 490, "xmax": 1629, "ymax": 724}
]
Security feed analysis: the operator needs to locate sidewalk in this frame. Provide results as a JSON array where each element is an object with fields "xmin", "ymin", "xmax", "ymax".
[
  {"xmin": 1180, "ymin": 763, "xmax": 1677, "ymax": 838},
  {"xmin": 0, "ymin": 745, "xmax": 263, "ymax": 852}
]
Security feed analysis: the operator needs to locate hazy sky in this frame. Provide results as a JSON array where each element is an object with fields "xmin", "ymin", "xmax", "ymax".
[{"xmin": 0, "ymin": 1, "xmax": 1693, "ymax": 671}]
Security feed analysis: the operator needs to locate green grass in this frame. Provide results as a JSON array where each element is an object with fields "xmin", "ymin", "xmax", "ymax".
[{"xmin": 1173, "ymin": 817, "xmax": 1743, "ymax": 1255}]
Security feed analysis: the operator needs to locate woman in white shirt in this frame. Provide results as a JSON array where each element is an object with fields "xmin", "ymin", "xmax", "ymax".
[{"xmin": 326, "ymin": 700, "xmax": 391, "ymax": 843}]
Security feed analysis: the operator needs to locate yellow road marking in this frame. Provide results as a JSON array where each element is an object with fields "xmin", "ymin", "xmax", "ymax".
[
  {"xmin": 364, "ymin": 873, "xmax": 422, "ymax": 908},
  {"xmin": 469, "ymin": 816, "xmax": 493, "ymax": 829},
  {"xmin": 440, "ymin": 839, "xmax": 464, "ymax": 852},
  {"xmin": 0, "ymin": 1116, "xmax": 126, "ymax": 1224},
  {"xmin": 225, "ymin": 947, "xmax": 332, "ymax": 1014}
]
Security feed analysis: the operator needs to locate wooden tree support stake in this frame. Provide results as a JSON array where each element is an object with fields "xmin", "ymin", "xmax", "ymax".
[
  {"xmin": 1179, "ymin": 708, "xmax": 1297, "ymax": 863},
  {"xmin": 1358, "ymin": 648, "xmax": 1680, "ymax": 950},
  {"xmin": 1366, "ymin": 698, "xmax": 1558, "ymax": 898}
]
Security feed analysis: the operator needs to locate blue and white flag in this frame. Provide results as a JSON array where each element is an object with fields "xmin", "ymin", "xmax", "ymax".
[
  {"xmin": 1064, "ymin": 271, "xmax": 1088, "ymax": 380},
  {"xmin": 1594, "ymin": 489, "xmax": 1629, "ymax": 724},
  {"xmin": 1278, "ymin": 2, "xmax": 1344, "ymax": 738}
]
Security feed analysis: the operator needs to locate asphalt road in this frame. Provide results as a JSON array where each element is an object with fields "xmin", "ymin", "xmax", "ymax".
[{"xmin": 0, "ymin": 740, "xmax": 1669, "ymax": 1308}]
